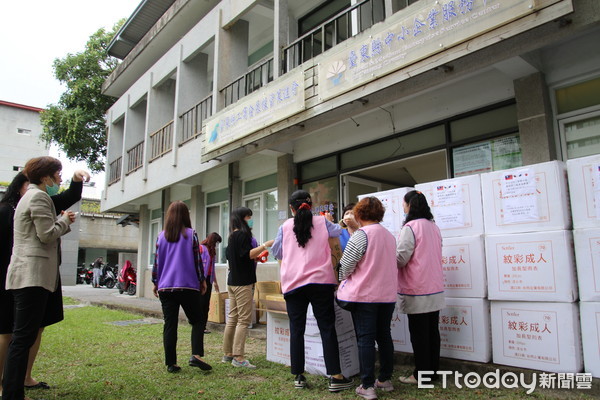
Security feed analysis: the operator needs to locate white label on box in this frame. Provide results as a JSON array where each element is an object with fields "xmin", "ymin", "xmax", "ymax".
[
  {"xmin": 432, "ymin": 183, "xmax": 465, "ymax": 229},
  {"xmin": 501, "ymin": 169, "xmax": 539, "ymax": 224},
  {"xmin": 304, "ymin": 332, "xmax": 359, "ymax": 378},
  {"xmin": 494, "ymin": 239, "xmax": 556, "ymax": 294},
  {"xmin": 266, "ymin": 312, "xmax": 291, "ymax": 365},
  {"xmin": 440, "ymin": 305, "xmax": 474, "ymax": 353},
  {"xmin": 500, "ymin": 307, "xmax": 559, "ymax": 365}
]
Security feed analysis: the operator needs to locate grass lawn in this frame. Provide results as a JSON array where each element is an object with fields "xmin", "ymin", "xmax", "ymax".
[{"xmin": 26, "ymin": 299, "xmax": 595, "ymax": 400}]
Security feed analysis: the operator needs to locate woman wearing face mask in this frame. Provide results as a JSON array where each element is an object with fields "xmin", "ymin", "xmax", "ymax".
[
  {"xmin": 271, "ymin": 191, "xmax": 353, "ymax": 392},
  {"xmin": 3, "ymin": 156, "xmax": 76, "ymax": 400},
  {"xmin": 338, "ymin": 203, "xmax": 358, "ymax": 252},
  {"xmin": 222, "ymin": 207, "xmax": 273, "ymax": 369}
]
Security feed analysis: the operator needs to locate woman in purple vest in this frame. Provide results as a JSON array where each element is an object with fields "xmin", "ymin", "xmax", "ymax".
[
  {"xmin": 396, "ymin": 190, "xmax": 444, "ymax": 385},
  {"xmin": 271, "ymin": 190, "xmax": 353, "ymax": 392},
  {"xmin": 199, "ymin": 232, "xmax": 222, "ymax": 333},
  {"xmin": 337, "ymin": 197, "xmax": 398, "ymax": 399},
  {"xmin": 152, "ymin": 201, "xmax": 211, "ymax": 373}
]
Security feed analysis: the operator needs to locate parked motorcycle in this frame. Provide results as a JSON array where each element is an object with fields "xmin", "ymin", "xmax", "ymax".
[
  {"xmin": 117, "ymin": 261, "xmax": 137, "ymax": 295},
  {"xmin": 76, "ymin": 264, "xmax": 86, "ymax": 284},
  {"xmin": 99, "ymin": 264, "xmax": 116, "ymax": 289}
]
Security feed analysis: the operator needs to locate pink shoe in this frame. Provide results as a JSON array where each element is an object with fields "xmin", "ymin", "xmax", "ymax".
[
  {"xmin": 356, "ymin": 385, "xmax": 377, "ymax": 400},
  {"xmin": 375, "ymin": 379, "xmax": 394, "ymax": 391}
]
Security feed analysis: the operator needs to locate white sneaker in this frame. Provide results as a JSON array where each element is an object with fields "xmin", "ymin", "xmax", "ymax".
[
  {"xmin": 231, "ymin": 358, "xmax": 256, "ymax": 369},
  {"xmin": 356, "ymin": 385, "xmax": 377, "ymax": 400}
]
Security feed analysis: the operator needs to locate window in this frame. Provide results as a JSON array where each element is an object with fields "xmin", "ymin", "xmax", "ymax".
[
  {"xmin": 243, "ymin": 174, "xmax": 278, "ymax": 261},
  {"xmin": 149, "ymin": 208, "xmax": 162, "ymax": 266},
  {"xmin": 17, "ymin": 128, "xmax": 31, "ymax": 135},
  {"xmin": 560, "ymin": 112, "xmax": 600, "ymax": 159},
  {"xmin": 452, "ymin": 134, "xmax": 522, "ymax": 177},
  {"xmin": 206, "ymin": 188, "xmax": 229, "ymax": 263}
]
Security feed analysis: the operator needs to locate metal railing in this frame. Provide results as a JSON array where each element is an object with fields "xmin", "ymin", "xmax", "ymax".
[
  {"xmin": 179, "ymin": 95, "xmax": 213, "ymax": 145},
  {"xmin": 149, "ymin": 121, "xmax": 174, "ymax": 161},
  {"xmin": 108, "ymin": 157, "xmax": 122, "ymax": 185},
  {"xmin": 282, "ymin": 0, "xmax": 385, "ymax": 74},
  {"xmin": 221, "ymin": 57, "xmax": 274, "ymax": 108},
  {"xmin": 126, "ymin": 141, "xmax": 144, "ymax": 174}
]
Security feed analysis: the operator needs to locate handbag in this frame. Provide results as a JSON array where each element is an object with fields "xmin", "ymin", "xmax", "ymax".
[{"xmin": 335, "ymin": 295, "xmax": 356, "ymax": 312}]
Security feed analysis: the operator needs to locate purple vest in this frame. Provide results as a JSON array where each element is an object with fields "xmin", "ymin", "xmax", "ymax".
[
  {"xmin": 156, "ymin": 228, "xmax": 200, "ymax": 290},
  {"xmin": 336, "ymin": 223, "xmax": 397, "ymax": 303},
  {"xmin": 397, "ymin": 219, "xmax": 444, "ymax": 295},
  {"xmin": 200, "ymin": 244, "xmax": 215, "ymax": 284},
  {"xmin": 280, "ymin": 216, "xmax": 336, "ymax": 294}
]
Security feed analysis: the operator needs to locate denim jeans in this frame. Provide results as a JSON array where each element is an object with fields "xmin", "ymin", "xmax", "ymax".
[
  {"xmin": 351, "ymin": 302, "xmax": 395, "ymax": 388},
  {"xmin": 284, "ymin": 284, "xmax": 341, "ymax": 376}
]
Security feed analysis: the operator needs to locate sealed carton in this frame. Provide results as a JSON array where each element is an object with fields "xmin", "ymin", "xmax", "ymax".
[
  {"xmin": 415, "ymin": 175, "xmax": 484, "ymax": 238},
  {"xmin": 574, "ymin": 229, "xmax": 600, "ymax": 302},
  {"xmin": 440, "ymin": 297, "xmax": 491, "ymax": 362},
  {"xmin": 566, "ymin": 154, "xmax": 600, "ymax": 229},
  {"xmin": 481, "ymin": 161, "xmax": 571, "ymax": 234},
  {"xmin": 579, "ymin": 302, "xmax": 600, "ymax": 377},
  {"xmin": 357, "ymin": 187, "xmax": 413, "ymax": 239},
  {"xmin": 485, "ymin": 230, "xmax": 578, "ymax": 302},
  {"xmin": 207, "ymin": 292, "xmax": 228, "ymax": 323},
  {"xmin": 442, "ymin": 235, "xmax": 487, "ymax": 298},
  {"xmin": 390, "ymin": 299, "xmax": 413, "ymax": 353},
  {"xmin": 490, "ymin": 301, "xmax": 583, "ymax": 373},
  {"xmin": 305, "ymin": 301, "xmax": 354, "ymax": 337}
]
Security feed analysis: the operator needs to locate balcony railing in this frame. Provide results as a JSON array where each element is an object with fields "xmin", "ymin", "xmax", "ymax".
[
  {"xmin": 149, "ymin": 121, "xmax": 174, "ymax": 161},
  {"xmin": 108, "ymin": 157, "xmax": 122, "ymax": 185},
  {"xmin": 221, "ymin": 57, "xmax": 274, "ymax": 108},
  {"xmin": 126, "ymin": 141, "xmax": 144, "ymax": 174},
  {"xmin": 179, "ymin": 95, "xmax": 213, "ymax": 145},
  {"xmin": 282, "ymin": 0, "xmax": 385, "ymax": 74}
]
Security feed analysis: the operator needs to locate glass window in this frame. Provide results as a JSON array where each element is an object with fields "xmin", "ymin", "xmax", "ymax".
[
  {"xmin": 245, "ymin": 173, "xmax": 277, "ymax": 195},
  {"xmin": 299, "ymin": 0, "xmax": 350, "ymax": 36},
  {"xmin": 149, "ymin": 219, "xmax": 161, "ymax": 266},
  {"xmin": 301, "ymin": 176, "xmax": 339, "ymax": 217},
  {"xmin": 450, "ymin": 104, "xmax": 517, "ymax": 142},
  {"xmin": 207, "ymin": 188, "xmax": 228, "ymax": 205},
  {"xmin": 300, "ymin": 155, "xmax": 337, "ymax": 180},
  {"xmin": 556, "ymin": 77, "xmax": 600, "ymax": 115},
  {"xmin": 206, "ymin": 202, "xmax": 229, "ymax": 263},
  {"xmin": 563, "ymin": 114, "xmax": 600, "ymax": 159},
  {"xmin": 452, "ymin": 134, "xmax": 522, "ymax": 177},
  {"xmin": 243, "ymin": 188, "xmax": 278, "ymax": 261}
]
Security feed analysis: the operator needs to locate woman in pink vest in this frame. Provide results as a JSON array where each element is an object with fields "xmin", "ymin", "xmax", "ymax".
[
  {"xmin": 271, "ymin": 190, "xmax": 352, "ymax": 392},
  {"xmin": 396, "ymin": 190, "xmax": 444, "ymax": 385},
  {"xmin": 337, "ymin": 197, "xmax": 397, "ymax": 400}
]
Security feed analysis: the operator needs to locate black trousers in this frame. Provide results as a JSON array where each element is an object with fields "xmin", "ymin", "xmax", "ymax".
[
  {"xmin": 407, "ymin": 311, "xmax": 440, "ymax": 379},
  {"xmin": 3, "ymin": 287, "xmax": 50, "ymax": 400},
  {"xmin": 200, "ymin": 281, "xmax": 213, "ymax": 331},
  {"xmin": 284, "ymin": 284, "xmax": 341, "ymax": 376},
  {"xmin": 158, "ymin": 289, "xmax": 206, "ymax": 366}
]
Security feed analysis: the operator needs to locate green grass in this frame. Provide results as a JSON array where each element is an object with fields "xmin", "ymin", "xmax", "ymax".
[{"xmin": 27, "ymin": 299, "xmax": 595, "ymax": 399}]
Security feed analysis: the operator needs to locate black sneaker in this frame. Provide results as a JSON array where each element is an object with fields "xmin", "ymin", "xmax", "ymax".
[
  {"xmin": 294, "ymin": 374, "xmax": 307, "ymax": 389},
  {"xmin": 329, "ymin": 376, "xmax": 353, "ymax": 392},
  {"xmin": 189, "ymin": 356, "xmax": 213, "ymax": 370}
]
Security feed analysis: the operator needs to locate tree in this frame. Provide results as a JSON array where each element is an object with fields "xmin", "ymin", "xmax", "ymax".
[{"xmin": 41, "ymin": 21, "xmax": 124, "ymax": 172}]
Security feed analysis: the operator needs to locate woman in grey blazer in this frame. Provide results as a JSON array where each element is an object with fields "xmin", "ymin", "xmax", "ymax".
[{"xmin": 2, "ymin": 156, "xmax": 75, "ymax": 400}]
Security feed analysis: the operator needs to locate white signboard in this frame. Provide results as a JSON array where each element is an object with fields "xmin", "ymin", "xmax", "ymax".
[
  {"xmin": 453, "ymin": 142, "xmax": 492, "ymax": 177},
  {"xmin": 204, "ymin": 70, "xmax": 305, "ymax": 154}
]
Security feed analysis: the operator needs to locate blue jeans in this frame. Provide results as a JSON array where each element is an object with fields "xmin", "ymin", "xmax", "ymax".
[{"xmin": 351, "ymin": 302, "xmax": 395, "ymax": 388}]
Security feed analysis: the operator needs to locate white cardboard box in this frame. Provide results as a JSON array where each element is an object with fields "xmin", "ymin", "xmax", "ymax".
[
  {"xmin": 567, "ymin": 154, "xmax": 600, "ymax": 229},
  {"xmin": 491, "ymin": 301, "xmax": 583, "ymax": 373},
  {"xmin": 357, "ymin": 187, "xmax": 413, "ymax": 240},
  {"xmin": 485, "ymin": 230, "xmax": 578, "ymax": 302},
  {"xmin": 579, "ymin": 302, "xmax": 600, "ymax": 378},
  {"xmin": 442, "ymin": 235, "xmax": 487, "ymax": 298},
  {"xmin": 266, "ymin": 312, "xmax": 359, "ymax": 377},
  {"xmin": 390, "ymin": 299, "xmax": 413, "ymax": 353},
  {"xmin": 305, "ymin": 302, "xmax": 354, "ymax": 337},
  {"xmin": 440, "ymin": 297, "xmax": 491, "ymax": 363},
  {"xmin": 481, "ymin": 161, "xmax": 571, "ymax": 234},
  {"xmin": 574, "ymin": 229, "xmax": 600, "ymax": 302},
  {"xmin": 225, "ymin": 299, "xmax": 257, "ymax": 325},
  {"xmin": 415, "ymin": 175, "xmax": 484, "ymax": 238}
]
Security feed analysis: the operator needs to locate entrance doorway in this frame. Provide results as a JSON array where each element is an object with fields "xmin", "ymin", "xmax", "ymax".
[{"xmin": 340, "ymin": 150, "xmax": 448, "ymax": 207}]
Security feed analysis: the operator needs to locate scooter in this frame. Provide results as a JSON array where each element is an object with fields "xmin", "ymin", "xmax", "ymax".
[
  {"xmin": 99, "ymin": 265, "xmax": 116, "ymax": 289},
  {"xmin": 117, "ymin": 261, "xmax": 137, "ymax": 295}
]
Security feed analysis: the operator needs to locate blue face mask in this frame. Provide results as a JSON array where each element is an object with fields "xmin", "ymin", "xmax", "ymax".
[
  {"xmin": 45, "ymin": 179, "xmax": 60, "ymax": 196},
  {"xmin": 247, "ymin": 219, "xmax": 254, "ymax": 229}
]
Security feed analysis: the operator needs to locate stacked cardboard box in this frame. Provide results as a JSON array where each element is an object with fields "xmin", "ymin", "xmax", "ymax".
[
  {"xmin": 208, "ymin": 292, "xmax": 228, "ymax": 323},
  {"xmin": 568, "ymin": 154, "xmax": 600, "ymax": 377},
  {"xmin": 482, "ymin": 161, "xmax": 582, "ymax": 373}
]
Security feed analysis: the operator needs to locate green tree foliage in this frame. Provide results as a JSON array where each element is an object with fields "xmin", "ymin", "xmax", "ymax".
[{"xmin": 41, "ymin": 21, "xmax": 124, "ymax": 172}]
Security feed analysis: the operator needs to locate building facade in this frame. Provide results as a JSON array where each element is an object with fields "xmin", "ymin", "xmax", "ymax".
[
  {"xmin": 102, "ymin": 0, "xmax": 600, "ymax": 298},
  {"xmin": 0, "ymin": 100, "xmax": 49, "ymax": 183}
]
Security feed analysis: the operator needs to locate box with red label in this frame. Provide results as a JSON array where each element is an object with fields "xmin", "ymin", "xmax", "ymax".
[
  {"xmin": 491, "ymin": 301, "xmax": 582, "ymax": 373},
  {"xmin": 415, "ymin": 175, "xmax": 484, "ymax": 238},
  {"xmin": 481, "ymin": 161, "xmax": 571, "ymax": 234},
  {"xmin": 567, "ymin": 154, "xmax": 600, "ymax": 229},
  {"xmin": 440, "ymin": 297, "xmax": 491, "ymax": 362},
  {"xmin": 442, "ymin": 235, "xmax": 487, "ymax": 298},
  {"xmin": 580, "ymin": 302, "xmax": 600, "ymax": 378},
  {"xmin": 485, "ymin": 230, "xmax": 577, "ymax": 302},
  {"xmin": 305, "ymin": 301, "xmax": 354, "ymax": 337},
  {"xmin": 575, "ymin": 229, "xmax": 600, "ymax": 302}
]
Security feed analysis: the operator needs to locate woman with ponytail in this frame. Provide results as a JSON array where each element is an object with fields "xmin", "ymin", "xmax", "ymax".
[
  {"xmin": 396, "ymin": 190, "xmax": 444, "ymax": 385},
  {"xmin": 271, "ymin": 190, "xmax": 352, "ymax": 392}
]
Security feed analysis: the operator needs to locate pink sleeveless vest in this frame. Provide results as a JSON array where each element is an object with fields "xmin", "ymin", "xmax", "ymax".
[
  {"xmin": 336, "ymin": 223, "xmax": 397, "ymax": 303},
  {"xmin": 397, "ymin": 219, "xmax": 444, "ymax": 296},
  {"xmin": 280, "ymin": 216, "xmax": 336, "ymax": 294}
]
